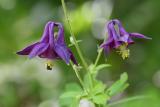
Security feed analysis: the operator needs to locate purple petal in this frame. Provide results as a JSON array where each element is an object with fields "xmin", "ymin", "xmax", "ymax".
[
  {"xmin": 101, "ymin": 41, "xmax": 115, "ymax": 53},
  {"xmin": 55, "ymin": 23, "xmax": 65, "ymax": 45},
  {"xmin": 103, "ymin": 45, "xmax": 111, "ymax": 54},
  {"xmin": 130, "ymin": 33, "xmax": 152, "ymax": 39},
  {"xmin": 119, "ymin": 33, "xmax": 129, "ymax": 43},
  {"xmin": 29, "ymin": 43, "xmax": 49, "ymax": 58},
  {"xmin": 101, "ymin": 36, "xmax": 114, "ymax": 48},
  {"xmin": 113, "ymin": 41, "xmax": 122, "ymax": 48},
  {"xmin": 39, "ymin": 46, "xmax": 59, "ymax": 59},
  {"xmin": 100, "ymin": 23, "xmax": 114, "ymax": 48},
  {"xmin": 17, "ymin": 42, "xmax": 39, "ymax": 55},
  {"xmin": 113, "ymin": 19, "xmax": 128, "ymax": 36},
  {"xmin": 68, "ymin": 48, "xmax": 78, "ymax": 65},
  {"xmin": 108, "ymin": 22, "xmax": 120, "ymax": 41},
  {"xmin": 127, "ymin": 38, "xmax": 134, "ymax": 44},
  {"xmin": 40, "ymin": 22, "xmax": 52, "ymax": 43},
  {"xmin": 54, "ymin": 44, "xmax": 71, "ymax": 64},
  {"xmin": 49, "ymin": 22, "xmax": 55, "ymax": 47}
]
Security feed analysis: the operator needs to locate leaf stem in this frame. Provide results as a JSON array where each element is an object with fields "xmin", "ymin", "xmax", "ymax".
[{"xmin": 61, "ymin": 0, "xmax": 88, "ymax": 71}]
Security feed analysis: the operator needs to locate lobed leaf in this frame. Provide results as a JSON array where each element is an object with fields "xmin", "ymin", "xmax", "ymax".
[
  {"xmin": 92, "ymin": 93, "xmax": 109, "ymax": 105},
  {"xmin": 107, "ymin": 72, "xmax": 129, "ymax": 96}
]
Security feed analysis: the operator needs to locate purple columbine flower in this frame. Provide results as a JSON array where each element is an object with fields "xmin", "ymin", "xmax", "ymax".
[
  {"xmin": 17, "ymin": 21, "xmax": 77, "ymax": 70},
  {"xmin": 100, "ymin": 19, "xmax": 151, "ymax": 59}
]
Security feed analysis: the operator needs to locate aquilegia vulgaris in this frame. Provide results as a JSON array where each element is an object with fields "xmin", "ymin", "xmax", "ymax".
[
  {"xmin": 17, "ymin": 21, "xmax": 77, "ymax": 70},
  {"xmin": 100, "ymin": 19, "xmax": 151, "ymax": 59}
]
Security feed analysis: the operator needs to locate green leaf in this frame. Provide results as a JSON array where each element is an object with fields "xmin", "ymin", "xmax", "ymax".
[
  {"xmin": 95, "ymin": 64, "xmax": 111, "ymax": 72},
  {"xmin": 83, "ymin": 72, "xmax": 93, "ymax": 90},
  {"xmin": 60, "ymin": 91, "xmax": 81, "ymax": 99},
  {"xmin": 65, "ymin": 83, "xmax": 82, "ymax": 92},
  {"xmin": 59, "ymin": 83, "xmax": 83, "ymax": 107},
  {"xmin": 59, "ymin": 91, "xmax": 81, "ymax": 107},
  {"xmin": 89, "ymin": 64, "xmax": 110, "ymax": 78},
  {"xmin": 92, "ymin": 93, "xmax": 109, "ymax": 105},
  {"xmin": 71, "ymin": 98, "xmax": 79, "ymax": 107},
  {"xmin": 107, "ymin": 72, "xmax": 129, "ymax": 96},
  {"xmin": 92, "ymin": 81, "xmax": 106, "ymax": 95},
  {"xmin": 60, "ymin": 97, "xmax": 74, "ymax": 106},
  {"xmin": 120, "ymin": 72, "xmax": 128, "ymax": 83}
]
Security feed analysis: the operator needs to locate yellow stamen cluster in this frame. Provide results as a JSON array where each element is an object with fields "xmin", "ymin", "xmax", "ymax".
[
  {"xmin": 117, "ymin": 43, "xmax": 130, "ymax": 59},
  {"xmin": 45, "ymin": 60, "xmax": 53, "ymax": 70}
]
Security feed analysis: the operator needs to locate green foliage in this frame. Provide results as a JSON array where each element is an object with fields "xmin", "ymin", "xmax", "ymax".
[
  {"xmin": 81, "ymin": 64, "xmax": 111, "ymax": 105},
  {"xmin": 59, "ymin": 83, "xmax": 85, "ymax": 107},
  {"xmin": 89, "ymin": 64, "xmax": 111, "ymax": 77},
  {"xmin": 91, "ymin": 81, "xmax": 109, "ymax": 105},
  {"xmin": 65, "ymin": 83, "xmax": 82, "ymax": 92},
  {"xmin": 59, "ymin": 63, "xmax": 113, "ymax": 106},
  {"xmin": 106, "ymin": 72, "xmax": 129, "ymax": 96},
  {"xmin": 92, "ymin": 93, "xmax": 108, "ymax": 105},
  {"xmin": 83, "ymin": 72, "xmax": 93, "ymax": 90},
  {"xmin": 91, "ymin": 81, "xmax": 106, "ymax": 95}
]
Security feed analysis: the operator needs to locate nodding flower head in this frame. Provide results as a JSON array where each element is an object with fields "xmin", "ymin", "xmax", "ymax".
[
  {"xmin": 100, "ymin": 19, "xmax": 151, "ymax": 59},
  {"xmin": 17, "ymin": 21, "xmax": 77, "ymax": 70}
]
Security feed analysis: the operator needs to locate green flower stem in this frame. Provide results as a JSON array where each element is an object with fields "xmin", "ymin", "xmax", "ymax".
[
  {"xmin": 94, "ymin": 48, "xmax": 103, "ymax": 66},
  {"xmin": 70, "ymin": 62, "xmax": 88, "ymax": 94},
  {"xmin": 94, "ymin": 34, "xmax": 107, "ymax": 67},
  {"xmin": 61, "ymin": 0, "xmax": 94, "ymax": 95},
  {"xmin": 61, "ymin": 0, "xmax": 88, "ymax": 71}
]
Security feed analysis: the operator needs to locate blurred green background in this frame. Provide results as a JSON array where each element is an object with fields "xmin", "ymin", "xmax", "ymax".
[{"xmin": 0, "ymin": 0, "xmax": 160, "ymax": 107}]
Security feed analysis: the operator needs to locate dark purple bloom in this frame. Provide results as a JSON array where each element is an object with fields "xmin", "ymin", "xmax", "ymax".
[
  {"xmin": 17, "ymin": 21, "xmax": 77, "ymax": 69},
  {"xmin": 101, "ymin": 19, "xmax": 151, "ymax": 59}
]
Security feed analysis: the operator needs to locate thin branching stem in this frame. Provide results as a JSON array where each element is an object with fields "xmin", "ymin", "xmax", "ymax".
[
  {"xmin": 108, "ymin": 96, "xmax": 150, "ymax": 106},
  {"xmin": 94, "ymin": 48, "xmax": 103, "ymax": 66},
  {"xmin": 61, "ymin": 0, "xmax": 94, "ymax": 95},
  {"xmin": 61, "ymin": 0, "xmax": 88, "ymax": 71},
  {"xmin": 70, "ymin": 61, "xmax": 88, "ymax": 94},
  {"xmin": 94, "ymin": 30, "xmax": 108, "ymax": 67}
]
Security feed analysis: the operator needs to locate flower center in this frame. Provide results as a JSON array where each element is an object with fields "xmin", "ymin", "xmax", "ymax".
[
  {"xmin": 117, "ymin": 43, "xmax": 130, "ymax": 59},
  {"xmin": 45, "ymin": 60, "xmax": 53, "ymax": 70}
]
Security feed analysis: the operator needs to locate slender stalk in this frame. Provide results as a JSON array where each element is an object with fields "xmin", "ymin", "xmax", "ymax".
[
  {"xmin": 70, "ymin": 62, "xmax": 88, "ymax": 93},
  {"xmin": 108, "ymin": 96, "xmax": 149, "ymax": 106},
  {"xmin": 61, "ymin": 0, "xmax": 93, "ymax": 96},
  {"xmin": 94, "ymin": 48, "xmax": 103, "ymax": 66},
  {"xmin": 71, "ymin": 63, "xmax": 84, "ymax": 87},
  {"xmin": 61, "ymin": 0, "xmax": 88, "ymax": 71},
  {"xmin": 94, "ymin": 25, "xmax": 108, "ymax": 66},
  {"xmin": 74, "ymin": 70, "xmax": 84, "ymax": 88}
]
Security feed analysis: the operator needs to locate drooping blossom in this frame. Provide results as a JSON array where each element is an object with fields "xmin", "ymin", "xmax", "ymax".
[
  {"xmin": 100, "ymin": 19, "xmax": 151, "ymax": 59},
  {"xmin": 17, "ymin": 21, "xmax": 77, "ymax": 70}
]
